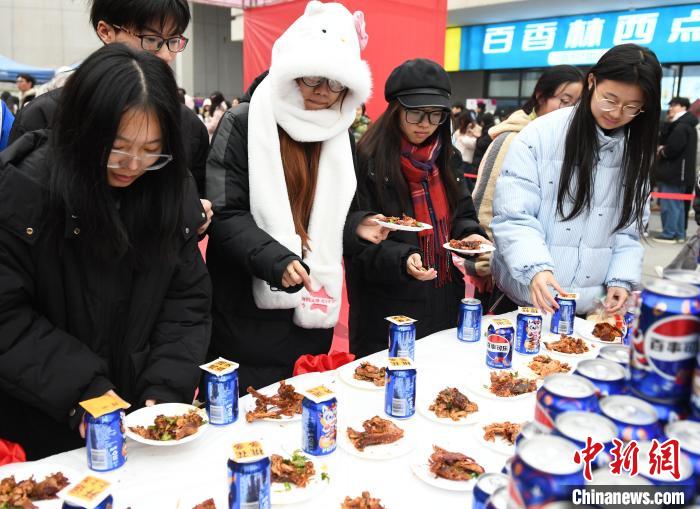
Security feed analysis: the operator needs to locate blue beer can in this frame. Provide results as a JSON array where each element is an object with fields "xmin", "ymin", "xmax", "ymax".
[
  {"xmin": 535, "ymin": 374, "xmax": 599, "ymax": 429},
  {"xmin": 598, "ymin": 394, "xmax": 662, "ymax": 442},
  {"xmin": 553, "ymin": 411, "xmax": 618, "ymax": 468},
  {"xmin": 550, "ymin": 293, "xmax": 577, "ymax": 335},
  {"xmin": 59, "ymin": 475, "xmax": 113, "ymax": 509},
  {"xmin": 62, "ymin": 496, "xmax": 113, "ymax": 509},
  {"xmin": 85, "ymin": 410, "xmax": 126, "ymax": 472},
  {"xmin": 473, "ymin": 473, "xmax": 508, "ymax": 509},
  {"xmin": 384, "ymin": 357, "xmax": 416, "ymax": 418},
  {"xmin": 574, "ymin": 358, "xmax": 627, "ymax": 397},
  {"xmin": 637, "ymin": 440, "xmax": 696, "ymax": 500},
  {"xmin": 630, "ymin": 389, "xmax": 689, "ymax": 423},
  {"xmin": 597, "ymin": 344, "xmax": 630, "ymax": 368},
  {"xmin": 622, "ymin": 310, "xmax": 635, "ymax": 346},
  {"xmin": 457, "ymin": 298, "xmax": 482, "ymax": 342},
  {"xmin": 586, "ymin": 467, "xmax": 651, "ymax": 487},
  {"xmin": 386, "ymin": 316, "xmax": 416, "ymax": 360},
  {"xmin": 693, "ymin": 352, "xmax": 700, "ymax": 420},
  {"xmin": 664, "ymin": 420, "xmax": 700, "ymax": 495},
  {"xmin": 228, "ymin": 441, "xmax": 271, "ymax": 509},
  {"xmin": 200, "ymin": 357, "xmax": 240, "ymax": 426},
  {"xmin": 486, "ymin": 319, "xmax": 514, "ymax": 369},
  {"xmin": 515, "ymin": 307, "xmax": 542, "ymax": 355},
  {"xmin": 664, "ymin": 268, "xmax": 700, "ymax": 288},
  {"xmin": 630, "ymin": 279, "xmax": 700, "ymax": 401},
  {"xmin": 515, "ymin": 420, "xmax": 550, "ymax": 448},
  {"xmin": 484, "ymin": 487, "xmax": 509, "ymax": 509},
  {"xmin": 301, "ymin": 385, "xmax": 337, "ymax": 456},
  {"xmin": 509, "ymin": 435, "xmax": 584, "ymax": 508}
]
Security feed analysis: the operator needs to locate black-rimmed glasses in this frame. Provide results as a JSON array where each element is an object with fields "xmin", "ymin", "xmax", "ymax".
[
  {"xmin": 113, "ymin": 24, "xmax": 189, "ymax": 53},
  {"xmin": 299, "ymin": 76, "xmax": 347, "ymax": 93},
  {"xmin": 404, "ymin": 108, "xmax": 449, "ymax": 126}
]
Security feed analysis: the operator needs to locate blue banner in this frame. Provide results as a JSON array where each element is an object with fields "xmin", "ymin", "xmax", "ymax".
[{"xmin": 454, "ymin": 4, "xmax": 700, "ymax": 70}]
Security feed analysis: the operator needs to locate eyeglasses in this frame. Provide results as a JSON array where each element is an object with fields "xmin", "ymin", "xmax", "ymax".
[
  {"xmin": 299, "ymin": 76, "xmax": 347, "ymax": 93},
  {"xmin": 404, "ymin": 108, "xmax": 449, "ymax": 126},
  {"xmin": 107, "ymin": 149, "xmax": 173, "ymax": 171},
  {"xmin": 113, "ymin": 24, "xmax": 189, "ymax": 53},
  {"xmin": 593, "ymin": 80, "xmax": 644, "ymax": 118}
]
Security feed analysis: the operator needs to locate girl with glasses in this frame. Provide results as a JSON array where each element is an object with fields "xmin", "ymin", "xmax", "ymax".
[
  {"xmin": 346, "ymin": 58, "xmax": 489, "ymax": 357},
  {"xmin": 0, "ymin": 44, "xmax": 211, "ymax": 459},
  {"xmin": 491, "ymin": 44, "xmax": 661, "ymax": 315},
  {"xmin": 205, "ymin": 2, "xmax": 376, "ymax": 391}
]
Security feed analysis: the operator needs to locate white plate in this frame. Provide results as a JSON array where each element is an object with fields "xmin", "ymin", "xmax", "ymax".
[
  {"xmin": 417, "ymin": 387, "xmax": 481, "ymax": 427},
  {"xmin": 524, "ymin": 354, "xmax": 574, "ymax": 379},
  {"xmin": 443, "ymin": 242, "xmax": 496, "ymax": 255},
  {"xmin": 0, "ymin": 462, "xmax": 80, "ymax": 508},
  {"xmin": 574, "ymin": 320, "xmax": 623, "ymax": 345},
  {"xmin": 124, "ymin": 403, "xmax": 208, "ymax": 446},
  {"xmin": 542, "ymin": 337, "xmax": 598, "ymax": 357},
  {"xmin": 410, "ymin": 443, "xmax": 484, "ymax": 492},
  {"xmin": 467, "ymin": 370, "xmax": 539, "ymax": 401},
  {"xmin": 471, "ymin": 420, "xmax": 518, "ymax": 456},
  {"xmin": 337, "ymin": 359, "xmax": 386, "ymax": 391},
  {"xmin": 338, "ymin": 417, "xmax": 414, "ymax": 460},
  {"xmin": 270, "ymin": 455, "xmax": 330, "ymax": 505},
  {"xmin": 373, "ymin": 218, "xmax": 432, "ymax": 232}
]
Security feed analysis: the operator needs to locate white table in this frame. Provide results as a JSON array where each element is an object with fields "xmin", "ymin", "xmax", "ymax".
[{"xmin": 0, "ymin": 314, "xmax": 601, "ymax": 508}]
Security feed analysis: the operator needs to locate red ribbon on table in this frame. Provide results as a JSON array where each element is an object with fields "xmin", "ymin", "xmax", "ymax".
[
  {"xmin": 0, "ymin": 439, "xmax": 26, "ymax": 466},
  {"xmin": 293, "ymin": 352, "xmax": 356, "ymax": 376}
]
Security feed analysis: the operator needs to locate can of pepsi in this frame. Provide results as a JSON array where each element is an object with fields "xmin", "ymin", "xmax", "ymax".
[
  {"xmin": 508, "ymin": 435, "xmax": 584, "ymax": 508},
  {"xmin": 637, "ymin": 440, "xmax": 696, "ymax": 500},
  {"xmin": 515, "ymin": 307, "xmax": 542, "ymax": 355},
  {"xmin": 664, "ymin": 269, "xmax": 700, "ymax": 288},
  {"xmin": 629, "ymin": 389, "xmax": 689, "ymax": 423},
  {"xmin": 598, "ymin": 394, "xmax": 662, "ymax": 442},
  {"xmin": 228, "ymin": 442, "xmax": 271, "ymax": 509},
  {"xmin": 535, "ymin": 374, "xmax": 599, "ymax": 429},
  {"xmin": 597, "ymin": 344, "xmax": 630, "ymax": 368},
  {"xmin": 630, "ymin": 279, "xmax": 700, "ymax": 401},
  {"xmin": 664, "ymin": 420, "xmax": 700, "ymax": 495},
  {"xmin": 486, "ymin": 319, "xmax": 514, "ymax": 369},
  {"xmin": 622, "ymin": 310, "xmax": 635, "ymax": 346},
  {"xmin": 457, "ymin": 298, "xmax": 482, "ymax": 342},
  {"xmin": 301, "ymin": 385, "xmax": 337, "ymax": 456},
  {"xmin": 550, "ymin": 293, "xmax": 577, "ymax": 335},
  {"xmin": 62, "ymin": 496, "xmax": 113, "ymax": 509},
  {"xmin": 384, "ymin": 358, "xmax": 416, "ymax": 418},
  {"xmin": 484, "ymin": 487, "xmax": 509, "ymax": 509},
  {"xmin": 692, "ymin": 351, "xmax": 700, "ymax": 420},
  {"xmin": 553, "ymin": 411, "xmax": 617, "ymax": 468},
  {"xmin": 515, "ymin": 421, "xmax": 550, "ymax": 448},
  {"xmin": 200, "ymin": 358, "xmax": 239, "ymax": 426},
  {"xmin": 473, "ymin": 474, "xmax": 508, "ymax": 509},
  {"xmin": 386, "ymin": 316, "xmax": 416, "ymax": 360},
  {"xmin": 574, "ymin": 358, "xmax": 627, "ymax": 397},
  {"xmin": 500, "ymin": 456, "xmax": 513, "ymax": 476},
  {"xmin": 85, "ymin": 410, "xmax": 126, "ymax": 472},
  {"xmin": 586, "ymin": 467, "xmax": 651, "ymax": 487}
]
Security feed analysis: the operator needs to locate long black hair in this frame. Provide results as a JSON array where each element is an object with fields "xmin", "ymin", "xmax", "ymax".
[
  {"xmin": 51, "ymin": 43, "xmax": 186, "ymax": 265},
  {"xmin": 558, "ymin": 44, "xmax": 661, "ymax": 233},
  {"xmin": 522, "ymin": 65, "xmax": 584, "ymax": 114},
  {"xmin": 357, "ymin": 100, "xmax": 459, "ymax": 215}
]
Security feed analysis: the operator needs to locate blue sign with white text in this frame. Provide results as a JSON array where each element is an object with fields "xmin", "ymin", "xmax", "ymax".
[{"xmin": 454, "ymin": 4, "xmax": 700, "ymax": 70}]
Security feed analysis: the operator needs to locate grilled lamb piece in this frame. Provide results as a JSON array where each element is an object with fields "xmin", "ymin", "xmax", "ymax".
[
  {"xmin": 429, "ymin": 445, "xmax": 485, "ymax": 481},
  {"xmin": 346, "ymin": 416, "xmax": 404, "ymax": 451}
]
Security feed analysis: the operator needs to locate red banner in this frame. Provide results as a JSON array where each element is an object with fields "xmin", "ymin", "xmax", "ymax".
[{"xmin": 243, "ymin": 0, "xmax": 448, "ymax": 119}]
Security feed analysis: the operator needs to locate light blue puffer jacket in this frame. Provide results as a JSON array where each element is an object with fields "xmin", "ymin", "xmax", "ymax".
[{"xmin": 491, "ymin": 106, "xmax": 645, "ymax": 314}]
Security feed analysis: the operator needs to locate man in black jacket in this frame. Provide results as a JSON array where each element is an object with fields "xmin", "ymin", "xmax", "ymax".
[
  {"xmin": 655, "ymin": 97, "xmax": 698, "ymax": 243},
  {"xmin": 7, "ymin": 0, "xmax": 212, "ymax": 230}
]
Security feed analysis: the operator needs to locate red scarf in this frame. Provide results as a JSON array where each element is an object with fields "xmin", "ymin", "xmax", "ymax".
[{"xmin": 400, "ymin": 136, "xmax": 452, "ymax": 286}]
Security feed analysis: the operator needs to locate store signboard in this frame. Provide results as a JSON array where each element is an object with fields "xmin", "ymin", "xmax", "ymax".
[{"xmin": 446, "ymin": 4, "xmax": 700, "ymax": 71}]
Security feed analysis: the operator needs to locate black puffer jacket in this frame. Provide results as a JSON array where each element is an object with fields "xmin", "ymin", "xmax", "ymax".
[
  {"xmin": 0, "ymin": 132, "xmax": 212, "ymax": 459},
  {"xmin": 657, "ymin": 111, "xmax": 698, "ymax": 188},
  {"xmin": 346, "ymin": 147, "xmax": 486, "ymax": 357}
]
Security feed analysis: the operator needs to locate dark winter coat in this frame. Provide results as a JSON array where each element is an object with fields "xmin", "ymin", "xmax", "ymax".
[
  {"xmin": 346, "ymin": 146, "xmax": 486, "ymax": 358},
  {"xmin": 0, "ymin": 131, "xmax": 212, "ymax": 459},
  {"xmin": 6, "ymin": 88, "xmax": 211, "ymax": 198},
  {"xmin": 657, "ymin": 112, "xmax": 698, "ymax": 188},
  {"xmin": 205, "ymin": 100, "xmax": 367, "ymax": 391}
]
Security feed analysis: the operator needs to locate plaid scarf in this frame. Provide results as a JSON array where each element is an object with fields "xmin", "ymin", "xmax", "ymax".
[{"xmin": 400, "ymin": 135, "xmax": 452, "ymax": 286}]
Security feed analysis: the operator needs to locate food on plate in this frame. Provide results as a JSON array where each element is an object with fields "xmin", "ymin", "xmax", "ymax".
[
  {"xmin": 429, "ymin": 387, "xmax": 478, "ymax": 421},
  {"xmin": 483, "ymin": 421, "xmax": 522, "ymax": 445},
  {"xmin": 340, "ymin": 492, "xmax": 385, "ymax": 509},
  {"xmin": 346, "ymin": 416, "xmax": 404, "ymax": 451},
  {"xmin": 545, "ymin": 335, "xmax": 590, "ymax": 354},
  {"xmin": 592, "ymin": 322, "xmax": 623, "ymax": 342},
  {"xmin": 527, "ymin": 355, "xmax": 571, "ymax": 378},
  {"xmin": 128, "ymin": 409, "xmax": 205, "ymax": 441},
  {"xmin": 448, "ymin": 238, "xmax": 482, "ymax": 251},
  {"xmin": 487, "ymin": 371, "xmax": 537, "ymax": 397},
  {"xmin": 245, "ymin": 380, "xmax": 303, "ymax": 422},
  {"xmin": 353, "ymin": 362, "xmax": 386, "ymax": 387},
  {"xmin": 271, "ymin": 450, "xmax": 316, "ymax": 488},
  {"xmin": 0, "ymin": 472, "xmax": 70, "ymax": 509},
  {"xmin": 428, "ymin": 445, "xmax": 485, "ymax": 481},
  {"xmin": 383, "ymin": 214, "xmax": 422, "ymax": 228},
  {"xmin": 192, "ymin": 499, "xmax": 217, "ymax": 509}
]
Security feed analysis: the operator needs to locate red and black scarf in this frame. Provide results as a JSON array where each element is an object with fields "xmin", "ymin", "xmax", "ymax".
[{"xmin": 400, "ymin": 136, "xmax": 452, "ymax": 286}]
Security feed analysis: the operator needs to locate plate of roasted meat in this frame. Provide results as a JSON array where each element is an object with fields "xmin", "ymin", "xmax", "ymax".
[
  {"xmin": 245, "ymin": 380, "xmax": 305, "ymax": 423},
  {"xmin": 418, "ymin": 386, "xmax": 480, "ymax": 426},
  {"xmin": 470, "ymin": 371, "xmax": 539, "ymax": 401},
  {"xmin": 473, "ymin": 420, "xmax": 522, "ymax": 456},
  {"xmin": 575, "ymin": 320, "xmax": 624, "ymax": 344},
  {"xmin": 410, "ymin": 444, "xmax": 485, "ymax": 491},
  {"xmin": 0, "ymin": 463, "xmax": 78, "ymax": 509},
  {"xmin": 339, "ymin": 415, "xmax": 413, "ymax": 460},
  {"xmin": 526, "ymin": 355, "xmax": 572, "ymax": 378},
  {"xmin": 543, "ymin": 335, "xmax": 596, "ymax": 357},
  {"xmin": 443, "ymin": 239, "xmax": 495, "ymax": 255},
  {"xmin": 373, "ymin": 214, "xmax": 432, "ymax": 232},
  {"xmin": 125, "ymin": 403, "xmax": 208, "ymax": 446},
  {"xmin": 337, "ymin": 360, "xmax": 386, "ymax": 391},
  {"xmin": 270, "ymin": 449, "xmax": 329, "ymax": 505},
  {"xmin": 340, "ymin": 491, "xmax": 386, "ymax": 509}
]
